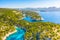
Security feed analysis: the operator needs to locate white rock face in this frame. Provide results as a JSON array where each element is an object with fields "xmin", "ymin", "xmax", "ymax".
[{"xmin": 41, "ymin": 17, "xmax": 44, "ymax": 20}]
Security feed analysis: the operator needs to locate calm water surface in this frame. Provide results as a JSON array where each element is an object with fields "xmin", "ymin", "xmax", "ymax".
[
  {"xmin": 6, "ymin": 27, "xmax": 25, "ymax": 40},
  {"xmin": 6, "ymin": 11, "xmax": 60, "ymax": 40},
  {"xmin": 39, "ymin": 11, "xmax": 60, "ymax": 24},
  {"xmin": 23, "ymin": 11, "xmax": 60, "ymax": 24}
]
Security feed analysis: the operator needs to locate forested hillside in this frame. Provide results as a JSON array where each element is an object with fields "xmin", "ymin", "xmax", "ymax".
[{"xmin": 0, "ymin": 8, "xmax": 60, "ymax": 40}]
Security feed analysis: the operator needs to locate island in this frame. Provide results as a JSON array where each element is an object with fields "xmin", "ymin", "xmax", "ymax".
[{"xmin": 0, "ymin": 8, "xmax": 60, "ymax": 40}]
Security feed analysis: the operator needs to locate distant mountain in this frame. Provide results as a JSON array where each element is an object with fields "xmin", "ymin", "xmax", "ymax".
[
  {"xmin": 18, "ymin": 7, "xmax": 60, "ymax": 12},
  {"xmin": 39, "ymin": 7, "xmax": 60, "ymax": 12}
]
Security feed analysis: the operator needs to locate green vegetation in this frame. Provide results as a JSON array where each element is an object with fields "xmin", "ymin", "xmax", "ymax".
[
  {"xmin": 0, "ymin": 8, "xmax": 23, "ymax": 25},
  {"xmin": 18, "ymin": 20, "xmax": 60, "ymax": 40},
  {"xmin": 0, "ymin": 22, "xmax": 15, "ymax": 40},
  {"xmin": 0, "ymin": 8, "xmax": 60, "ymax": 40},
  {"xmin": 22, "ymin": 10, "xmax": 42, "ymax": 20},
  {"xmin": 0, "ymin": 8, "xmax": 23, "ymax": 40}
]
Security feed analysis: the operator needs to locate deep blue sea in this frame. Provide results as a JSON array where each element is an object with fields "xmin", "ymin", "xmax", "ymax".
[
  {"xmin": 6, "ymin": 11, "xmax": 60, "ymax": 40},
  {"xmin": 39, "ymin": 11, "xmax": 60, "ymax": 24},
  {"xmin": 23, "ymin": 11, "xmax": 60, "ymax": 24}
]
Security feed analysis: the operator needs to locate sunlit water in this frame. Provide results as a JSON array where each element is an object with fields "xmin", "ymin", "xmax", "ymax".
[
  {"xmin": 6, "ymin": 27, "xmax": 25, "ymax": 40},
  {"xmin": 6, "ymin": 11, "xmax": 60, "ymax": 40},
  {"xmin": 39, "ymin": 11, "xmax": 60, "ymax": 24},
  {"xmin": 23, "ymin": 16, "xmax": 37, "ymax": 22},
  {"xmin": 23, "ymin": 11, "xmax": 60, "ymax": 24}
]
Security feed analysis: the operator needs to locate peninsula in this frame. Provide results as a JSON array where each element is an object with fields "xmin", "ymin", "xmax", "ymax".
[{"xmin": 0, "ymin": 8, "xmax": 60, "ymax": 40}]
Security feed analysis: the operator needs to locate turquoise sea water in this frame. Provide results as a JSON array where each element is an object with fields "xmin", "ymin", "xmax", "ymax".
[
  {"xmin": 6, "ymin": 11, "xmax": 60, "ymax": 40},
  {"xmin": 6, "ymin": 27, "xmax": 25, "ymax": 40},
  {"xmin": 23, "ymin": 16, "xmax": 33, "ymax": 22},
  {"xmin": 23, "ymin": 16, "xmax": 37, "ymax": 22},
  {"xmin": 23, "ymin": 11, "xmax": 60, "ymax": 24}
]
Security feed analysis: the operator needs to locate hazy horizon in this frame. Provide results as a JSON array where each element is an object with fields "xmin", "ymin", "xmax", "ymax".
[{"xmin": 0, "ymin": 0, "xmax": 60, "ymax": 8}]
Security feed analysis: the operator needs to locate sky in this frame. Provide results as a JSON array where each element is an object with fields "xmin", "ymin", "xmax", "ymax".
[{"xmin": 0, "ymin": 0, "xmax": 60, "ymax": 8}]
